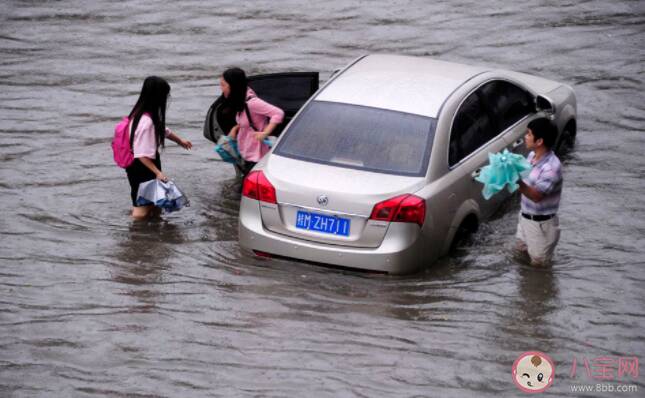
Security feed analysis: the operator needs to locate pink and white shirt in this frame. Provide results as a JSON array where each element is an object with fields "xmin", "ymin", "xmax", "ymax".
[
  {"xmin": 130, "ymin": 114, "xmax": 172, "ymax": 159},
  {"xmin": 235, "ymin": 89, "xmax": 284, "ymax": 162}
]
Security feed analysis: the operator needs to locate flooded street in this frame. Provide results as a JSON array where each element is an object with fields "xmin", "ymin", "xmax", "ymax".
[{"xmin": 1, "ymin": 0, "xmax": 644, "ymax": 396}]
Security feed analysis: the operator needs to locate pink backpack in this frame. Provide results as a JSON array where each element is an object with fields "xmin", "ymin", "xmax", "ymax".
[{"xmin": 111, "ymin": 116, "xmax": 134, "ymax": 168}]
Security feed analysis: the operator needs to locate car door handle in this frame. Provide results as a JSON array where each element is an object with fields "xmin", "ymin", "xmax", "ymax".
[
  {"xmin": 471, "ymin": 168, "xmax": 481, "ymax": 179},
  {"xmin": 512, "ymin": 138, "xmax": 524, "ymax": 149}
]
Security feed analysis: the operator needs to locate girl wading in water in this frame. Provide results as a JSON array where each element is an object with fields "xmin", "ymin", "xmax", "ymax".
[
  {"xmin": 125, "ymin": 76, "xmax": 192, "ymax": 220},
  {"xmin": 220, "ymin": 67, "xmax": 284, "ymax": 175}
]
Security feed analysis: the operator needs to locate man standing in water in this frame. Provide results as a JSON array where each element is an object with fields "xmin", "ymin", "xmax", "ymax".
[{"xmin": 515, "ymin": 118, "xmax": 563, "ymax": 266}]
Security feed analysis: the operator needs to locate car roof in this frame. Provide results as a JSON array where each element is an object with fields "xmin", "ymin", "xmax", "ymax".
[{"xmin": 315, "ymin": 54, "xmax": 488, "ymax": 118}]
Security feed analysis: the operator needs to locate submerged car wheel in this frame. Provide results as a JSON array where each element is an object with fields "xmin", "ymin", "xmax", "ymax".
[
  {"xmin": 560, "ymin": 129, "xmax": 574, "ymax": 149},
  {"xmin": 557, "ymin": 121, "xmax": 576, "ymax": 154},
  {"xmin": 450, "ymin": 215, "xmax": 479, "ymax": 252}
]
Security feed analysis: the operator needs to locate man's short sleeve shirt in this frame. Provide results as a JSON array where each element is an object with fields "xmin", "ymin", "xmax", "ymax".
[{"xmin": 521, "ymin": 150, "xmax": 563, "ymax": 215}]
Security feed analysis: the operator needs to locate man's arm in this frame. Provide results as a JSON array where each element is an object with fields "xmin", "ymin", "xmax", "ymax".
[{"xmin": 518, "ymin": 180, "xmax": 544, "ymax": 202}]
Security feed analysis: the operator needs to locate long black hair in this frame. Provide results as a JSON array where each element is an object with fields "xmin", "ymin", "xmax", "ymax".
[
  {"xmin": 222, "ymin": 67, "xmax": 248, "ymax": 113},
  {"xmin": 129, "ymin": 76, "xmax": 170, "ymax": 148}
]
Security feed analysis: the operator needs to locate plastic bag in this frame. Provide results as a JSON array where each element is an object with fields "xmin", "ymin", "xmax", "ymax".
[
  {"xmin": 475, "ymin": 149, "xmax": 531, "ymax": 199},
  {"xmin": 136, "ymin": 180, "xmax": 190, "ymax": 213},
  {"xmin": 214, "ymin": 135, "xmax": 242, "ymax": 164}
]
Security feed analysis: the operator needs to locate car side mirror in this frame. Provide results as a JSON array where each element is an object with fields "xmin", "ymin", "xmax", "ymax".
[{"xmin": 535, "ymin": 95, "xmax": 556, "ymax": 117}]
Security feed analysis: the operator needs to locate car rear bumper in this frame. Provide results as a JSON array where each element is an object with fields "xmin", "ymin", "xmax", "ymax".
[{"xmin": 238, "ymin": 198, "xmax": 428, "ymax": 274}]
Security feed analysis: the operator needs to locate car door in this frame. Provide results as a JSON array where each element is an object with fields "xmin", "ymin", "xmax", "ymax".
[
  {"xmin": 203, "ymin": 72, "xmax": 319, "ymax": 143},
  {"xmin": 448, "ymin": 87, "xmax": 509, "ymax": 219},
  {"xmin": 247, "ymin": 72, "xmax": 319, "ymax": 137}
]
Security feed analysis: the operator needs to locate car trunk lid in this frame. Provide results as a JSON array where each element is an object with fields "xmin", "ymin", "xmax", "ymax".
[{"xmin": 258, "ymin": 155, "xmax": 426, "ymax": 248}]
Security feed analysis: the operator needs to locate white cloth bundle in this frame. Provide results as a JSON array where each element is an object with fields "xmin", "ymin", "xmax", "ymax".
[{"xmin": 136, "ymin": 180, "xmax": 189, "ymax": 213}]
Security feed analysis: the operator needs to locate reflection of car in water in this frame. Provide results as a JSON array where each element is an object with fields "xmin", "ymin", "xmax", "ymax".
[{"xmin": 227, "ymin": 54, "xmax": 577, "ymax": 274}]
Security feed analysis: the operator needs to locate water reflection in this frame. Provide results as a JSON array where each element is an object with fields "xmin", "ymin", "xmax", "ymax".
[
  {"xmin": 110, "ymin": 220, "xmax": 186, "ymax": 312},
  {"xmin": 198, "ymin": 176, "xmax": 241, "ymax": 243},
  {"xmin": 502, "ymin": 263, "xmax": 559, "ymax": 351}
]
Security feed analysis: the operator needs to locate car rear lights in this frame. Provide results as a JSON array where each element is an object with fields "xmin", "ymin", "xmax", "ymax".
[
  {"xmin": 253, "ymin": 250, "xmax": 273, "ymax": 258},
  {"xmin": 369, "ymin": 194, "xmax": 425, "ymax": 226},
  {"xmin": 242, "ymin": 171, "xmax": 277, "ymax": 204}
]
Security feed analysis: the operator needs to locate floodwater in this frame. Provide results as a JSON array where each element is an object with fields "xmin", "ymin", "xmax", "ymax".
[{"xmin": 1, "ymin": 0, "xmax": 644, "ymax": 397}]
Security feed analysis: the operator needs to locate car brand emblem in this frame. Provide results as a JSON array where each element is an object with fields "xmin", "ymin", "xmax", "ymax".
[{"xmin": 317, "ymin": 195, "xmax": 329, "ymax": 206}]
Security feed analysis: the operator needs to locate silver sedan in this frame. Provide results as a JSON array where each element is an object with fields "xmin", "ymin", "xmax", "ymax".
[{"xmin": 238, "ymin": 54, "xmax": 577, "ymax": 274}]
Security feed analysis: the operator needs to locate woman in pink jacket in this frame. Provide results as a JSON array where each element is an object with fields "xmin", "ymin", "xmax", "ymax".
[{"xmin": 220, "ymin": 67, "xmax": 284, "ymax": 174}]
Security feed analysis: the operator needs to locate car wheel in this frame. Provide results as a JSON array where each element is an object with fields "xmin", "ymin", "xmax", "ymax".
[
  {"xmin": 450, "ymin": 216, "xmax": 478, "ymax": 252},
  {"xmin": 557, "ymin": 128, "xmax": 575, "ymax": 153}
]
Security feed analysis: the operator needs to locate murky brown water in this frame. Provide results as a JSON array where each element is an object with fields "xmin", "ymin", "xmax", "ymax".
[{"xmin": 1, "ymin": 1, "xmax": 644, "ymax": 397}]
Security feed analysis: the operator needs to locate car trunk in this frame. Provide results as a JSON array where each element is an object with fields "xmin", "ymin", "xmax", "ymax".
[{"xmin": 259, "ymin": 155, "xmax": 427, "ymax": 248}]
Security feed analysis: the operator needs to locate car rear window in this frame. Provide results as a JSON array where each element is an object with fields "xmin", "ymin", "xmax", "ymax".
[{"xmin": 273, "ymin": 101, "xmax": 436, "ymax": 176}]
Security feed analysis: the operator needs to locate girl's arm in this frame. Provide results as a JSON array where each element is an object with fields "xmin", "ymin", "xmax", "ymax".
[
  {"xmin": 255, "ymin": 122, "xmax": 279, "ymax": 141},
  {"xmin": 165, "ymin": 129, "xmax": 192, "ymax": 149},
  {"xmin": 248, "ymin": 98, "xmax": 284, "ymax": 142},
  {"xmin": 139, "ymin": 157, "xmax": 168, "ymax": 182},
  {"xmin": 228, "ymin": 124, "xmax": 239, "ymax": 140}
]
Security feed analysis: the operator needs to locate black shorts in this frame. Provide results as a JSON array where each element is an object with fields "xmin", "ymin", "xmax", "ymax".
[{"xmin": 126, "ymin": 156, "xmax": 161, "ymax": 207}]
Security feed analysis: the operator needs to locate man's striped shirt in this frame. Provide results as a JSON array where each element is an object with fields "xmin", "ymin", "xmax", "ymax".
[{"xmin": 521, "ymin": 150, "xmax": 563, "ymax": 216}]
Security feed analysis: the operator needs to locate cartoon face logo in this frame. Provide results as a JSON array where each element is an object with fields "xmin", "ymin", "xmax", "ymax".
[{"xmin": 512, "ymin": 351, "xmax": 555, "ymax": 393}]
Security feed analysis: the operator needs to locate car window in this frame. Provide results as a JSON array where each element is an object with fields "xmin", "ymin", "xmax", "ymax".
[
  {"xmin": 480, "ymin": 80, "xmax": 533, "ymax": 132},
  {"xmin": 449, "ymin": 92, "xmax": 494, "ymax": 166},
  {"xmin": 274, "ymin": 101, "xmax": 436, "ymax": 176}
]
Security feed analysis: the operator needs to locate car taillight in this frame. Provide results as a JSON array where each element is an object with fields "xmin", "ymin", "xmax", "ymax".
[
  {"xmin": 369, "ymin": 194, "xmax": 425, "ymax": 227},
  {"xmin": 242, "ymin": 171, "xmax": 277, "ymax": 204}
]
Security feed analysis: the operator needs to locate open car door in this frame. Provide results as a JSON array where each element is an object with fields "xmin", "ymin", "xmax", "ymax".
[{"xmin": 203, "ymin": 72, "xmax": 319, "ymax": 143}]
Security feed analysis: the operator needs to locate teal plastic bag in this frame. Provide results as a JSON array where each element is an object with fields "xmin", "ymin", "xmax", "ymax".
[
  {"xmin": 214, "ymin": 136, "xmax": 241, "ymax": 164},
  {"xmin": 214, "ymin": 136, "xmax": 274, "ymax": 164},
  {"xmin": 475, "ymin": 149, "xmax": 531, "ymax": 199}
]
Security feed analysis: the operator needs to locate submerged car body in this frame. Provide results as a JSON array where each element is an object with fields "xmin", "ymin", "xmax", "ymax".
[{"xmin": 237, "ymin": 54, "xmax": 577, "ymax": 274}]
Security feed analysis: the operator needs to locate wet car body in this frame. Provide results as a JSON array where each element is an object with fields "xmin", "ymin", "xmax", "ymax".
[{"xmin": 237, "ymin": 54, "xmax": 577, "ymax": 274}]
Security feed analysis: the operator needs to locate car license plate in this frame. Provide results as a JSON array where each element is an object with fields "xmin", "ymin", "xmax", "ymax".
[{"xmin": 295, "ymin": 210, "xmax": 350, "ymax": 236}]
